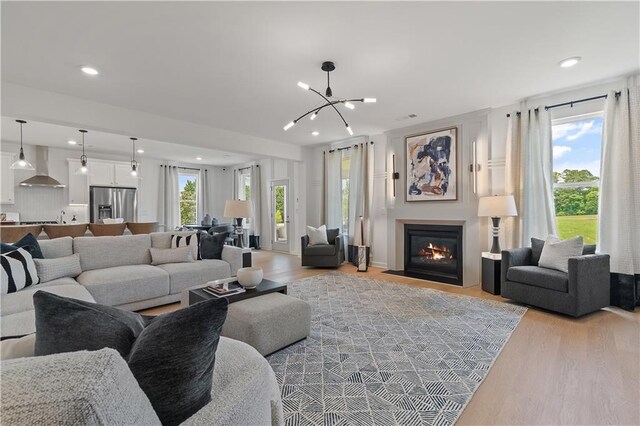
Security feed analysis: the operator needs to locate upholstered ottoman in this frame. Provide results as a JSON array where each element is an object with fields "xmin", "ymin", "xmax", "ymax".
[{"xmin": 221, "ymin": 293, "xmax": 311, "ymax": 356}]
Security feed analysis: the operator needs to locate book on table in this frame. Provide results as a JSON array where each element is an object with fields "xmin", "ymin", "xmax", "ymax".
[{"xmin": 202, "ymin": 281, "xmax": 245, "ymax": 298}]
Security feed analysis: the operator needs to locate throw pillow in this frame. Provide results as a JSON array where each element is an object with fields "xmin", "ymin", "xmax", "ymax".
[
  {"xmin": 149, "ymin": 246, "xmax": 194, "ymax": 266},
  {"xmin": 33, "ymin": 254, "xmax": 82, "ymax": 283},
  {"xmin": 583, "ymin": 244, "xmax": 596, "ymax": 255},
  {"xmin": 33, "ymin": 291, "xmax": 228, "ymax": 426},
  {"xmin": 200, "ymin": 232, "xmax": 228, "ymax": 260},
  {"xmin": 531, "ymin": 237, "xmax": 545, "ymax": 265},
  {"xmin": 1, "ymin": 233, "xmax": 43, "ymax": 259},
  {"xmin": 307, "ymin": 224, "xmax": 329, "ymax": 245},
  {"xmin": 538, "ymin": 235, "xmax": 584, "ymax": 273},
  {"xmin": 326, "ymin": 228, "xmax": 340, "ymax": 244},
  {"xmin": 1, "ymin": 247, "xmax": 39, "ymax": 294},
  {"xmin": 171, "ymin": 232, "xmax": 199, "ymax": 260},
  {"xmin": 0, "ymin": 334, "xmax": 36, "ymax": 360}
]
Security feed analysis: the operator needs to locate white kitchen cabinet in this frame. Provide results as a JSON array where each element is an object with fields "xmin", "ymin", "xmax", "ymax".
[
  {"xmin": 114, "ymin": 163, "xmax": 139, "ymax": 188},
  {"xmin": 87, "ymin": 161, "xmax": 138, "ymax": 188},
  {"xmin": 1, "ymin": 153, "xmax": 15, "ymax": 204},
  {"xmin": 89, "ymin": 161, "xmax": 115, "ymax": 186},
  {"xmin": 67, "ymin": 159, "xmax": 89, "ymax": 205}
]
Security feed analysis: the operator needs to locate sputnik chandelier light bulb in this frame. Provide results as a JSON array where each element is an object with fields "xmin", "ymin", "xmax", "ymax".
[{"xmin": 283, "ymin": 61, "xmax": 376, "ymax": 136}]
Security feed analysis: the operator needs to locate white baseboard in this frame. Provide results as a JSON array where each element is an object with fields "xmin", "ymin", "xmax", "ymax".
[{"xmin": 371, "ymin": 261, "xmax": 388, "ymax": 269}]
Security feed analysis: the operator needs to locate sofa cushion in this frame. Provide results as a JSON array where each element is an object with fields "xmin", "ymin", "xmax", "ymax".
[
  {"xmin": 76, "ymin": 265, "xmax": 169, "ymax": 306},
  {"xmin": 74, "ymin": 234, "xmax": 151, "ymax": 271},
  {"xmin": 304, "ymin": 244, "xmax": 336, "ymax": 256},
  {"xmin": 507, "ymin": 265, "xmax": 569, "ymax": 293},
  {"xmin": 0, "ymin": 279, "xmax": 84, "ymax": 317},
  {"xmin": 158, "ymin": 259, "xmax": 231, "ymax": 295},
  {"xmin": 531, "ymin": 237, "xmax": 545, "ymax": 265},
  {"xmin": 0, "ymin": 333, "xmax": 35, "ymax": 360},
  {"xmin": 33, "ymin": 254, "xmax": 82, "ymax": 283},
  {"xmin": 38, "ymin": 236, "xmax": 73, "ymax": 259},
  {"xmin": 326, "ymin": 228, "xmax": 340, "ymax": 244},
  {"xmin": 1, "ymin": 347, "xmax": 161, "ymax": 425},
  {"xmin": 34, "ymin": 291, "xmax": 228, "ymax": 426}
]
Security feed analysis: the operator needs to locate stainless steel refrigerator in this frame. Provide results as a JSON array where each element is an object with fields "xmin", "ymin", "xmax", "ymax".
[{"xmin": 89, "ymin": 186, "xmax": 137, "ymax": 223}]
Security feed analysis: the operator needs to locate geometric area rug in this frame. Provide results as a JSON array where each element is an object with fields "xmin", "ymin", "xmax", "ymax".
[{"xmin": 266, "ymin": 272, "xmax": 527, "ymax": 426}]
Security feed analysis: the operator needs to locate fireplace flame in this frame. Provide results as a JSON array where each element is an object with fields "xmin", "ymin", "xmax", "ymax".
[{"xmin": 418, "ymin": 243, "xmax": 453, "ymax": 261}]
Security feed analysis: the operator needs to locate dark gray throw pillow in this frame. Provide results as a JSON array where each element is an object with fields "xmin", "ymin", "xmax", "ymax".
[
  {"xmin": 1, "ymin": 233, "xmax": 43, "ymax": 259},
  {"xmin": 326, "ymin": 228, "xmax": 340, "ymax": 245},
  {"xmin": 200, "ymin": 232, "xmax": 228, "ymax": 259},
  {"xmin": 33, "ymin": 291, "xmax": 228, "ymax": 426},
  {"xmin": 583, "ymin": 244, "xmax": 596, "ymax": 255},
  {"xmin": 531, "ymin": 237, "xmax": 545, "ymax": 265}
]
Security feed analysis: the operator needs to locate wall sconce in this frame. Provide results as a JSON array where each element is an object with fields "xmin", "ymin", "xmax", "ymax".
[
  {"xmin": 469, "ymin": 140, "xmax": 481, "ymax": 194},
  {"xmin": 391, "ymin": 154, "xmax": 400, "ymax": 197}
]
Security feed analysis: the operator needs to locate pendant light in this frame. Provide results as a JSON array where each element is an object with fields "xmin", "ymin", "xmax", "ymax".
[
  {"xmin": 130, "ymin": 137, "xmax": 141, "ymax": 178},
  {"xmin": 10, "ymin": 120, "xmax": 35, "ymax": 170},
  {"xmin": 74, "ymin": 130, "xmax": 90, "ymax": 175}
]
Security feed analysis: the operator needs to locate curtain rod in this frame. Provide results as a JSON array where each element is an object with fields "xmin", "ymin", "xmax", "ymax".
[
  {"xmin": 325, "ymin": 140, "xmax": 374, "ymax": 154},
  {"xmin": 506, "ymin": 90, "xmax": 622, "ymax": 117}
]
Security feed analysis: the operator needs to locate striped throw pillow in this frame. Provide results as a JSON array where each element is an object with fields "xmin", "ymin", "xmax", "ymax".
[
  {"xmin": 1, "ymin": 247, "xmax": 39, "ymax": 294},
  {"xmin": 171, "ymin": 233, "xmax": 200, "ymax": 260}
]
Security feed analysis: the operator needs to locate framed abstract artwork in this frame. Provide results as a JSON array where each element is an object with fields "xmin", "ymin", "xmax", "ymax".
[{"xmin": 405, "ymin": 127, "xmax": 457, "ymax": 201}]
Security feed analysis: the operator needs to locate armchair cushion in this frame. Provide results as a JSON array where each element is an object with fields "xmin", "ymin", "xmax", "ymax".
[
  {"xmin": 326, "ymin": 228, "xmax": 340, "ymax": 245},
  {"xmin": 303, "ymin": 244, "xmax": 336, "ymax": 256},
  {"xmin": 531, "ymin": 237, "xmax": 597, "ymax": 266},
  {"xmin": 506, "ymin": 265, "xmax": 569, "ymax": 293}
]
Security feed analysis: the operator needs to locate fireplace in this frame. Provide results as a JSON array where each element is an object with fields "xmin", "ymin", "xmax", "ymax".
[{"xmin": 404, "ymin": 224, "xmax": 463, "ymax": 285}]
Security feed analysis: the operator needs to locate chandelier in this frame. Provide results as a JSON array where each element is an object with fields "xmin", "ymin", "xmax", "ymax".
[{"xmin": 283, "ymin": 61, "xmax": 376, "ymax": 136}]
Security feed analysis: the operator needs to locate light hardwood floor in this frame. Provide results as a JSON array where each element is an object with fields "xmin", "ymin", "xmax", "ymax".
[{"xmin": 142, "ymin": 250, "xmax": 640, "ymax": 425}]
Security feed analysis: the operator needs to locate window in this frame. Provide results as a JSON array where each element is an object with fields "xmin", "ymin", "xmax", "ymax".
[
  {"xmin": 179, "ymin": 173, "xmax": 197, "ymax": 225},
  {"xmin": 551, "ymin": 114, "xmax": 603, "ymax": 244},
  {"xmin": 341, "ymin": 151, "xmax": 351, "ymax": 236}
]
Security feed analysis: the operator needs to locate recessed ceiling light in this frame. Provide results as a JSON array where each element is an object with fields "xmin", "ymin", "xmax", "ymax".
[
  {"xmin": 67, "ymin": 140, "xmax": 77, "ymax": 145},
  {"xmin": 559, "ymin": 56, "xmax": 581, "ymax": 68},
  {"xmin": 196, "ymin": 157, "xmax": 202, "ymax": 161},
  {"xmin": 311, "ymin": 131, "xmax": 319, "ymax": 136},
  {"xmin": 81, "ymin": 66, "xmax": 99, "ymax": 75},
  {"xmin": 137, "ymin": 149, "xmax": 144, "ymax": 154}
]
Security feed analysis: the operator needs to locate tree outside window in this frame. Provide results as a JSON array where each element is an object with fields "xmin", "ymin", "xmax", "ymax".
[
  {"xmin": 179, "ymin": 173, "xmax": 197, "ymax": 225},
  {"xmin": 552, "ymin": 115, "xmax": 603, "ymax": 243}
]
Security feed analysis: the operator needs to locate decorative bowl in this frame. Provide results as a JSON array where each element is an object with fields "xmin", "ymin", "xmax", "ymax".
[{"xmin": 237, "ymin": 267, "xmax": 263, "ymax": 289}]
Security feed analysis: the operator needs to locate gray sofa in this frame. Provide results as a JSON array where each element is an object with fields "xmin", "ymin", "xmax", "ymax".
[
  {"xmin": 1, "ymin": 232, "xmax": 244, "ymax": 337},
  {"xmin": 1, "ymin": 335, "xmax": 283, "ymax": 425},
  {"xmin": 301, "ymin": 229, "xmax": 345, "ymax": 267},
  {"xmin": 501, "ymin": 247, "xmax": 610, "ymax": 317}
]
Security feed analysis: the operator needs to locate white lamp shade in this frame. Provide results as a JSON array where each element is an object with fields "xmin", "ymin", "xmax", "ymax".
[
  {"xmin": 223, "ymin": 200, "xmax": 254, "ymax": 218},
  {"xmin": 478, "ymin": 195, "xmax": 518, "ymax": 217}
]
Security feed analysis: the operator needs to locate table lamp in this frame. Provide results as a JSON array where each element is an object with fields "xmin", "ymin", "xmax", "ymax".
[
  {"xmin": 478, "ymin": 195, "xmax": 518, "ymax": 254},
  {"xmin": 223, "ymin": 200, "xmax": 254, "ymax": 247}
]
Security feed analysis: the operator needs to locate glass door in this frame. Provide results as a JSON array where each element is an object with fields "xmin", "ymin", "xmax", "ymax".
[{"xmin": 271, "ymin": 179, "xmax": 290, "ymax": 252}]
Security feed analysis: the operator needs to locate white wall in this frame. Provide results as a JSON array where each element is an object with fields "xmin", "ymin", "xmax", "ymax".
[{"xmin": 0, "ymin": 142, "xmax": 231, "ymax": 224}]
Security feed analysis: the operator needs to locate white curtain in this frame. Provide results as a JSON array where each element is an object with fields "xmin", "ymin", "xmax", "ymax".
[
  {"xmin": 324, "ymin": 150, "xmax": 342, "ymax": 230},
  {"xmin": 598, "ymin": 80, "xmax": 640, "ymax": 277},
  {"xmin": 197, "ymin": 168, "xmax": 210, "ymax": 223},
  {"xmin": 158, "ymin": 165, "xmax": 179, "ymax": 231},
  {"xmin": 504, "ymin": 112, "xmax": 524, "ymax": 249},
  {"xmin": 250, "ymin": 164, "xmax": 261, "ymax": 237},
  {"xmin": 347, "ymin": 142, "xmax": 374, "ymax": 248},
  {"xmin": 521, "ymin": 107, "xmax": 557, "ymax": 243}
]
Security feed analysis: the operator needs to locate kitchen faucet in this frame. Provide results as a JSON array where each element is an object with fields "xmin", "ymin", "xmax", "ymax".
[{"xmin": 57, "ymin": 210, "xmax": 66, "ymax": 224}]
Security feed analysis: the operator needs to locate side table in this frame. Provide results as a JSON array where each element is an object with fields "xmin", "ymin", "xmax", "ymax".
[{"xmin": 482, "ymin": 252, "xmax": 502, "ymax": 295}]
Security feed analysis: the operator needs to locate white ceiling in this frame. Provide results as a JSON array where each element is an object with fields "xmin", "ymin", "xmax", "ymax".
[
  {"xmin": 0, "ymin": 117, "xmax": 255, "ymax": 166},
  {"xmin": 2, "ymin": 1, "xmax": 639, "ymax": 148}
]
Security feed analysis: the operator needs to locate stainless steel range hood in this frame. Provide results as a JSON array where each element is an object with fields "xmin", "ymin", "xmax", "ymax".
[{"xmin": 19, "ymin": 146, "xmax": 65, "ymax": 188}]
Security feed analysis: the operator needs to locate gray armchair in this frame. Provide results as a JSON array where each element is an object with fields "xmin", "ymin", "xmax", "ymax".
[
  {"xmin": 501, "ymin": 247, "xmax": 610, "ymax": 317},
  {"xmin": 301, "ymin": 228, "xmax": 345, "ymax": 268}
]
